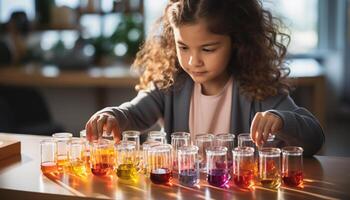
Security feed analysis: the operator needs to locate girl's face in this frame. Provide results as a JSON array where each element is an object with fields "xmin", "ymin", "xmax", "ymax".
[{"xmin": 172, "ymin": 19, "xmax": 232, "ymax": 95}]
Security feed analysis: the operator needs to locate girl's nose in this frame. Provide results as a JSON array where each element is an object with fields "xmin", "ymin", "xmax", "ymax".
[{"xmin": 188, "ymin": 54, "xmax": 203, "ymax": 67}]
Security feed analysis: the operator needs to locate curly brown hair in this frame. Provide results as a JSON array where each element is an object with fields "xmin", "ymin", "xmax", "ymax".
[{"xmin": 132, "ymin": 0, "xmax": 291, "ymax": 100}]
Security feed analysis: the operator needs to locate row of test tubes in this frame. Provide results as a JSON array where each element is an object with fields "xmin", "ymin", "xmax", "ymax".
[
  {"xmin": 40, "ymin": 131, "xmax": 171, "ymax": 180},
  {"xmin": 40, "ymin": 131, "xmax": 303, "ymax": 189},
  {"xmin": 169, "ymin": 132, "xmax": 303, "ymax": 189}
]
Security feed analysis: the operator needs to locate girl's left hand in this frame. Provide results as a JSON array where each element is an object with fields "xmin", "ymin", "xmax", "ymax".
[{"xmin": 250, "ymin": 111, "xmax": 283, "ymax": 147}]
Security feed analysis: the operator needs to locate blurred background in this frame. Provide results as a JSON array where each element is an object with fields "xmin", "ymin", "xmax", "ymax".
[{"xmin": 0, "ymin": 0, "xmax": 349, "ymax": 156}]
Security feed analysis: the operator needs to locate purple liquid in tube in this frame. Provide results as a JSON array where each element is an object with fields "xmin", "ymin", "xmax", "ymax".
[
  {"xmin": 207, "ymin": 169, "xmax": 230, "ymax": 187},
  {"xmin": 179, "ymin": 169, "xmax": 199, "ymax": 186}
]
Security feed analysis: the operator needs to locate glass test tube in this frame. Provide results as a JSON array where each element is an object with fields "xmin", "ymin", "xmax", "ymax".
[
  {"xmin": 52, "ymin": 132, "xmax": 73, "ymax": 172},
  {"xmin": 80, "ymin": 129, "xmax": 91, "ymax": 169},
  {"xmin": 115, "ymin": 141, "xmax": 139, "ymax": 180},
  {"xmin": 282, "ymin": 146, "xmax": 304, "ymax": 187},
  {"xmin": 178, "ymin": 145, "xmax": 200, "ymax": 187},
  {"xmin": 238, "ymin": 133, "xmax": 255, "ymax": 148},
  {"xmin": 215, "ymin": 133, "xmax": 235, "ymax": 170},
  {"xmin": 206, "ymin": 146, "xmax": 230, "ymax": 187},
  {"xmin": 40, "ymin": 139, "xmax": 58, "ymax": 174},
  {"xmin": 171, "ymin": 132, "xmax": 190, "ymax": 172},
  {"xmin": 122, "ymin": 130, "xmax": 141, "ymax": 151},
  {"xmin": 69, "ymin": 138, "xmax": 87, "ymax": 175},
  {"xmin": 259, "ymin": 147, "xmax": 282, "ymax": 189},
  {"xmin": 195, "ymin": 133, "xmax": 214, "ymax": 172},
  {"xmin": 148, "ymin": 131, "xmax": 167, "ymax": 144},
  {"xmin": 141, "ymin": 140, "xmax": 161, "ymax": 175},
  {"xmin": 232, "ymin": 147, "xmax": 255, "ymax": 188},
  {"xmin": 238, "ymin": 133, "xmax": 275, "ymax": 148},
  {"xmin": 238, "ymin": 133, "xmax": 258, "ymax": 178},
  {"xmin": 148, "ymin": 144, "xmax": 173, "ymax": 184},
  {"xmin": 90, "ymin": 139, "xmax": 115, "ymax": 176}
]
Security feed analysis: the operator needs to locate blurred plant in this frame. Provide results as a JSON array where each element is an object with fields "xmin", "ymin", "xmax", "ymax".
[
  {"xmin": 51, "ymin": 40, "xmax": 66, "ymax": 55},
  {"xmin": 110, "ymin": 13, "xmax": 144, "ymax": 60},
  {"xmin": 90, "ymin": 36, "xmax": 114, "ymax": 64}
]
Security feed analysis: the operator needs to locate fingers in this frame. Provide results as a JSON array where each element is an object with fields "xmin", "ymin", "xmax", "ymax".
[
  {"xmin": 85, "ymin": 112, "xmax": 120, "ymax": 142},
  {"xmin": 112, "ymin": 125, "xmax": 121, "ymax": 144},
  {"xmin": 260, "ymin": 119, "xmax": 274, "ymax": 146},
  {"xmin": 92, "ymin": 115, "xmax": 100, "ymax": 138},
  {"xmin": 85, "ymin": 115, "xmax": 99, "ymax": 141},
  {"xmin": 105, "ymin": 116, "xmax": 121, "ymax": 143},
  {"xmin": 250, "ymin": 111, "xmax": 283, "ymax": 147},
  {"xmin": 250, "ymin": 112, "xmax": 262, "ymax": 144},
  {"xmin": 105, "ymin": 116, "xmax": 114, "ymax": 135},
  {"xmin": 85, "ymin": 121, "xmax": 93, "ymax": 141},
  {"xmin": 271, "ymin": 118, "xmax": 282, "ymax": 133},
  {"xmin": 97, "ymin": 115, "xmax": 107, "ymax": 137},
  {"xmin": 255, "ymin": 115, "xmax": 268, "ymax": 147}
]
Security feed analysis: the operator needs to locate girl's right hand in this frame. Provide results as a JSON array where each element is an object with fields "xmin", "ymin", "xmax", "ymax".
[{"xmin": 85, "ymin": 112, "xmax": 121, "ymax": 142}]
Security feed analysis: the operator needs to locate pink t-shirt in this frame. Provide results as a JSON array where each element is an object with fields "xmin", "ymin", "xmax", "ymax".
[{"xmin": 189, "ymin": 77, "xmax": 233, "ymax": 140}]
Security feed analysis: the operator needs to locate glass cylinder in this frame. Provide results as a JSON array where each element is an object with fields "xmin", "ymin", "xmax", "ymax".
[
  {"xmin": 68, "ymin": 138, "xmax": 87, "ymax": 176},
  {"xmin": 52, "ymin": 132, "xmax": 73, "ymax": 172},
  {"xmin": 282, "ymin": 146, "xmax": 304, "ymax": 187},
  {"xmin": 141, "ymin": 140, "xmax": 161, "ymax": 175},
  {"xmin": 148, "ymin": 144, "xmax": 173, "ymax": 184},
  {"xmin": 40, "ymin": 139, "xmax": 58, "ymax": 174},
  {"xmin": 171, "ymin": 132, "xmax": 190, "ymax": 172},
  {"xmin": 262, "ymin": 134, "xmax": 276, "ymax": 147},
  {"xmin": 238, "ymin": 133, "xmax": 258, "ymax": 178},
  {"xmin": 122, "ymin": 130, "xmax": 141, "ymax": 151},
  {"xmin": 80, "ymin": 129, "xmax": 87, "ymax": 138},
  {"xmin": 80, "ymin": 129, "xmax": 91, "ymax": 169},
  {"xmin": 237, "ymin": 133, "xmax": 255, "ymax": 148},
  {"xmin": 195, "ymin": 133, "xmax": 214, "ymax": 172},
  {"xmin": 178, "ymin": 145, "xmax": 199, "ymax": 187},
  {"xmin": 148, "ymin": 131, "xmax": 167, "ymax": 144},
  {"xmin": 259, "ymin": 147, "xmax": 281, "ymax": 189},
  {"xmin": 238, "ymin": 133, "xmax": 275, "ymax": 148},
  {"xmin": 238, "ymin": 133, "xmax": 275, "ymax": 179},
  {"xmin": 80, "ymin": 128, "xmax": 113, "ymax": 140},
  {"xmin": 232, "ymin": 147, "xmax": 255, "ymax": 188},
  {"xmin": 102, "ymin": 130, "xmax": 114, "ymax": 141},
  {"xmin": 215, "ymin": 133, "xmax": 235, "ymax": 170},
  {"xmin": 206, "ymin": 146, "xmax": 230, "ymax": 187},
  {"xmin": 115, "ymin": 141, "xmax": 139, "ymax": 180},
  {"xmin": 90, "ymin": 139, "xmax": 115, "ymax": 176}
]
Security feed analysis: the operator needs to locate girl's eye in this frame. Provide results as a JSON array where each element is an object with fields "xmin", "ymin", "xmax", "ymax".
[
  {"xmin": 179, "ymin": 46, "xmax": 188, "ymax": 50},
  {"xmin": 203, "ymin": 48, "xmax": 215, "ymax": 52}
]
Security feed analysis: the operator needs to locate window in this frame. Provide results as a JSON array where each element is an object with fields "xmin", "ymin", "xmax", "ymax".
[
  {"xmin": 144, "ymin": 0, "xmax": 167, "ymax": 34},
  {"xmin": 55, "ymin": 0, "xmax": 79, "ymax": 8},
  {"xmin": 262, "ymin": 0, "xmax": 319, "ymax": 54},
  {"xmin": 0, "ymin": 0, "xmax": 35, "ymax": 22},
  {"xmin": 143, "ymin": 0, "xmax": 320, "ymax": 54}
]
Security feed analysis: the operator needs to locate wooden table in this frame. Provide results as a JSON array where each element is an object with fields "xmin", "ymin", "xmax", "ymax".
[{"xmin": 0, "ymin": 133, "xmax": 348, "ymax": 200}]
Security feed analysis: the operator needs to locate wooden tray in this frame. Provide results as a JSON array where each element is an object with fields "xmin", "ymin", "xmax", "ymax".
[{"xmin": 0, "ymin": 139, "xmax": 21, "ymax": 160}]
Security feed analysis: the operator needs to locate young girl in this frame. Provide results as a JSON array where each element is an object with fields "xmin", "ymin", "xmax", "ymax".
[{"xmin": 86, "ymin": 0, "xmax": 324, "ymax": 156}]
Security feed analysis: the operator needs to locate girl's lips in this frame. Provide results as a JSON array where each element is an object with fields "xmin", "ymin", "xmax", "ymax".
[{"xmin": 192, "ymin": 71, "xmax": 208, "ymax": 76}]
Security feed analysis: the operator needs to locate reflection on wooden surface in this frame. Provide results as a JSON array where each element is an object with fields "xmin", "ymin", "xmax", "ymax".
[
  {"xmin": 39, "ymin": 162, "xmax": 344, "ymax": 200},
  {"xmin": 41, "ymin": 159, "xmax": 340, "ymax": 200}
]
